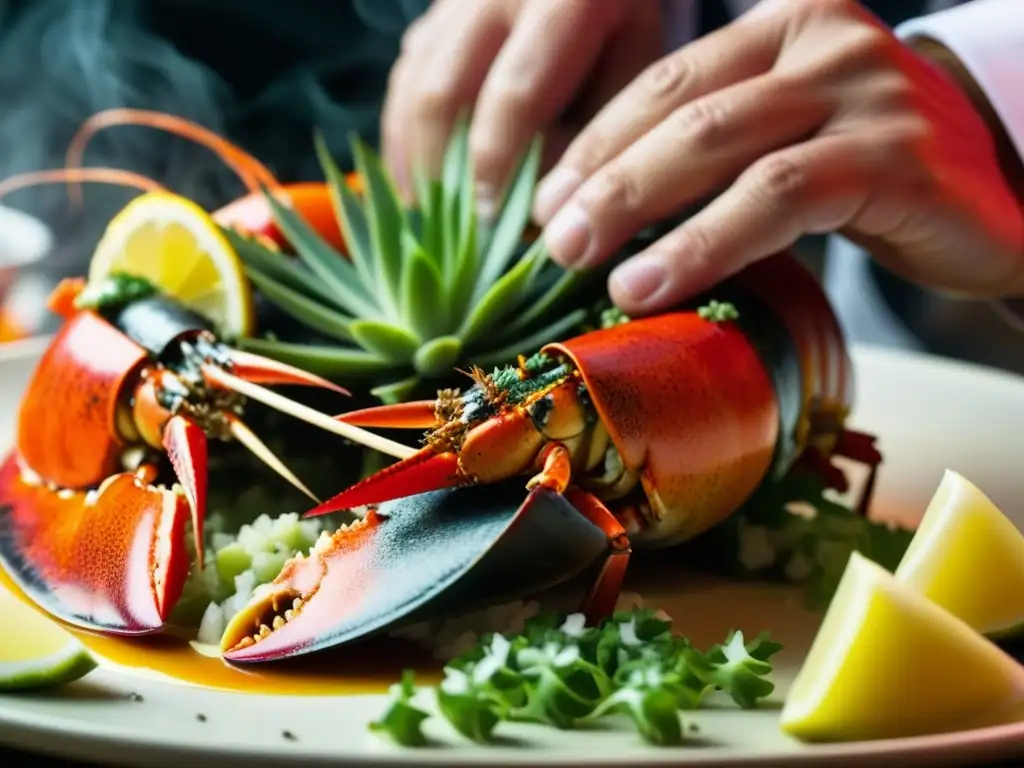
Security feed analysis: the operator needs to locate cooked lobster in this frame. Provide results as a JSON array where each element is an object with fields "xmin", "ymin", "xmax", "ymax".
[
  {"xmin": 219, "ymin": 251, "xmax": 883, "ymax": 663},
  {"xmin": 0, "ymin": 275, "xmax": 407, "ymax": 635}
]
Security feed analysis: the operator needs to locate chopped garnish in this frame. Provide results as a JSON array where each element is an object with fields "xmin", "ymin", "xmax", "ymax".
[
  {"xmin": 371, "ymin": 608, "xmax": 781, "ymax": 747},
  {"xmin": 697, "ymin": 300, "xmax": 738, "ymax": 322},
  {"xmin": 369, "ymin": 670, "xmax": 433, "ymax": 746}
]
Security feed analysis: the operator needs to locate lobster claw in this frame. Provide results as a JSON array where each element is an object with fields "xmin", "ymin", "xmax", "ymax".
[
  {"xmin": 0, "ymin": 453, "xmax": 191, "ymax": 633},
  {"xmin": 221, "ymin": 479, "xmax": 611, "ymax": 662},
  {"xmin": 304, "ymin": 449, "xmax": 461, "ymax": 516}
]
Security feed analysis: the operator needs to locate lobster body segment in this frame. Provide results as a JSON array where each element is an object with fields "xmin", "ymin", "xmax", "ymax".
[
  {"xmin": 545, "ymin": 311, "xmax": 780, "ymax": 547},
  {"xmin": 245, "ymin": 252, "xmax": 883, "ymax": 662}
]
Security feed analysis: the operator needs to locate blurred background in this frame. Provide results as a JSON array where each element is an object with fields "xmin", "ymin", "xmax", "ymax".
[
  {"xmin": 0, "ymin": 0, "xmax": 1019, "ymax": 379},
  {"xmin": 0, "ymin": 0, "xmax": 838, "ymax": 346}
]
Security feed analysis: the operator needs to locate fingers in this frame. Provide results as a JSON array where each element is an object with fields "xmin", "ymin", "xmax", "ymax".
[
  {"xmin": 381, "ymin": 2, "xmax": 509, "ymax": 199},
  {"xmin": 541, "ymin": 72, "xmax": 831, "ymax": 271},
  {"xmin": 533, "ymin": 11, "xmax": 792, "ymax": 223},
  {"xmin": 607, "ymin": 132, "xmax": 882, "ymax": 315},
  {"xmin": 468, "ymin": 0, "xmax": 629, "ymax": 214}
]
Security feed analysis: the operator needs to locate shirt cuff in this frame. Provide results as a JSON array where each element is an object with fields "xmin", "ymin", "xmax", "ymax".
[{"xmin": 896, "ymin": 0, "xmax": 1024, "ymax": 162}]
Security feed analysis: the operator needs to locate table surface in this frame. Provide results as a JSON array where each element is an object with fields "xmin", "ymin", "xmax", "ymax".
[{"xmin": 3, "ymin": 744, "xmax": 1023, "ymax": 766}]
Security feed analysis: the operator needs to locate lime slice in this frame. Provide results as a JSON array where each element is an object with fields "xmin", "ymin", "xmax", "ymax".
[
  {"xmin": 88, "ymin": 191, "xmax": 254, "ymax": 338},
  {"xmin": 895, "ymin": 470, "xmax": 1024, "ymax": 638},
  {"xmin": 780, "ymin": 551, "xmax": 1024, "ymax": 743},
  {"xmin": 0, "ymin": 584, "xmax": 97, "ymax": 692}
]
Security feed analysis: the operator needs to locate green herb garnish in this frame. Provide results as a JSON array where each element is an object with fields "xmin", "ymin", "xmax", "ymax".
[
  {"xmin": 370, "ymin": 608, "xmax": 781, "ymax": 747},
  {"xmin": 74, "ymin": 272, "xmax": 159, "ymax": 313},
  {"xmin": 697, "ymin": 300, "xmax": 739, "ymax": 322}
]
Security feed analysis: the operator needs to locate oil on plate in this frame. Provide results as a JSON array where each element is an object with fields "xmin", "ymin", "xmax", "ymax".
[{"xmin": 1, "ymin": 337, "xmax": 1023, "ymax": 767}]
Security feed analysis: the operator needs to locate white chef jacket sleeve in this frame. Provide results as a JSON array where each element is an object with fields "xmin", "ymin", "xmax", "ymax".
[{"xmin": 896, "ymin": 0, "xmax": 1024, "ymax": 161}]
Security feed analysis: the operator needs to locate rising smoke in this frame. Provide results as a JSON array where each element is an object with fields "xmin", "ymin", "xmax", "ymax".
[{"xmin": 0, "ymin": 0, "xmax": 423, "ymax": 276}]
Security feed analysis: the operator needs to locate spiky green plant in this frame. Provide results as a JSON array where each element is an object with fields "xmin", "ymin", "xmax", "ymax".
[{"xmin": 223, "ymin": 122, "xmax": 604, "ymax": 404}]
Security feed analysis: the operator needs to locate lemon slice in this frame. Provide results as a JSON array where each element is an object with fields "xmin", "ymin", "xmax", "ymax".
[
  {"xmin": 0, "ymin": 584, "xmax": 97, "ymax": 692},
  {"xmin": 89, "ymin": 191, "xmax": 254, "ymax": 338},
  {"xmin": 894, "ymin": 470, "xmax": 1024, "ymax": 638},
  {"xmin": 780, "ymin": 551, "xmax": 1024, "ymax": 743}
]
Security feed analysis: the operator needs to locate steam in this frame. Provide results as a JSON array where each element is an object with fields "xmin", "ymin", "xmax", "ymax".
[
  {"xmin": 0, "ymin": 0, "xmax": 235, "ymax": 262},
  {"xmin": 0, "ymin": 0, "xmax": 428, "ymax": 274}
]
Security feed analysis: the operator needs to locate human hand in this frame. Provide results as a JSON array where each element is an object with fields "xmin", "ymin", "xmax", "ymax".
[
  {"xmin": 380, "ymin": 0, "xmax": 661, "ymax": 214},
  {"xmin": 533, "ymin": 0, "xmax": 1024, "ymax": 315}
]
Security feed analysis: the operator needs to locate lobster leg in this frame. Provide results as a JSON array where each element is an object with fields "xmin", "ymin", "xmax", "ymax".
[
  {"xmin": 526, "ymin": 442, "xmax": 573, "ymax": 494},
  {"xmin": 224, "ymin": 349, "xmax": 350, "ymax": 395},
  {"xmin": 565, "ymin": 488, "xmax": 632, "ymax": 624},
  {"xmin": 334, "ymin": 400, "xmax": 440, "ymax": 429},
  {"xmin": 305, "ymin": 449, "xmax": 462, "ymax": 516},
  {"xmin": 163, "ymin": 414, "xmax": 208, "ymax": 567}
]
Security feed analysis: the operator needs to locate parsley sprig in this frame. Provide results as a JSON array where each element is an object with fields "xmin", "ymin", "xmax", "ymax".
[{"xmin": 370, "ymin": 608, "xmax": 782, "ymax": 747}]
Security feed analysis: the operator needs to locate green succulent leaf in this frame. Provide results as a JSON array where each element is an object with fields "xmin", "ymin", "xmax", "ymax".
[
  {"xmin": 441, "ymin": 116, "xmax": 471, "ymax": 280},
  {"xmin": 413, "ymin": 168, "xmax": 444, "ymax": 267},
  {"xmin": 246, "ymin": 268, "xmax": 354, "ymax": 342},
  {"xmin": 261, "ymin": 189, "xmax": 379, "ymax": 319},
  {"xmin": 238, "ymin": 337, "xmax": 395, "ymax": 377},
  {"xmin": 371, "ymin": 376, "xmax": 423, "ymax": 405},
  {"xmin": 498, "ymin": 267, "xmax": 590, "ymax": 342},
  {"xmin": 470, "ymin": 308, "xmax": 588, "ymax": 370},
  {"xmin": 351, "ymin": 136, "xmax": 407, "ymax": 316},
  {"xmin": 459, "ymin": 239, "xmax": 548, "ymax": 346},
  {"xmin": 414, "ymin": 335, "xmax": 463, "ymax": 376},
  {"xmin": 446, "ymin": 214, "xmax": 479, "ymax": 329},
  {"xmin": 399, "ymin": 232, "xmax": 447, "ymax": 339},
  {"xmin": 224, "ymin": 227, "xmax": 345, "ymax": 312},
  {"xmin": 349, "ymin": 319, "xmax": 421, "ymax": 363},
  {"xmin": 473, "ymin": 136, "xmax": 543, "ymax": 302},
  {"xmin": 313, "ymin": 131, "xmax": 377, "ymax": 291}
]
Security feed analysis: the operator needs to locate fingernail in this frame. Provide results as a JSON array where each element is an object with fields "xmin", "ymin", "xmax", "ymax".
[
  {"xmin": 610, "ymin": 256, "xmax": 666, "ymax": 305},
  {"xmin": 533, "ymin": 167, "xmax": 582, "ymax": 224},
  {"xmin": 544, "ymin": 203, "xmax": 592, "ymax": 268}
]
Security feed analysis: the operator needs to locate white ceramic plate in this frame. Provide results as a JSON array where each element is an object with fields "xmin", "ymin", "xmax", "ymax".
[{"xmin": 1, "ymin": 340, "xmax": 1024, "ymax": 767}]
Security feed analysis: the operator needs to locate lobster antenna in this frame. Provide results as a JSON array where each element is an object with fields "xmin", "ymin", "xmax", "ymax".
[
  {"xmin": 0, "ymin": 168, "xmax": 166, "ymax": 202},
  {"xmin": 201, "ymin": 366, "xmax": 417, "ymax": 460},
  {"xmin": 225, "ymin": 414, "xmax": 320, "ymax": 503}
]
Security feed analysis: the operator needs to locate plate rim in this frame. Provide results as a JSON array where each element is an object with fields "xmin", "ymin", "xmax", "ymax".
[{"xmin": 2, "ymin": 340, "xmax": 1024, "ymax": 766}]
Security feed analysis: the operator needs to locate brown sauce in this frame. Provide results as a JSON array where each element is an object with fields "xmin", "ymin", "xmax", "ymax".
[{"xmin": 0, "ymin": 566, "xmax": 440, "ymax": 696}]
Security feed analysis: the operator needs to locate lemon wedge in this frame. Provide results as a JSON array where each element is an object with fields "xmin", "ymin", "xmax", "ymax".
[
  {"xmin": 0, "ymin": 584, "xmax": 97, "ymax": 692},
  {"xmin": 88, "ymin": 191, "xmax": 254, "ymax": 338},
  {"xmin": 894, "ymin": 470, "xmax": 1024, "ymax": 638},
  {"xmin": 780, "ymin": 551, "xmax": 1024, "ymax": 742}
]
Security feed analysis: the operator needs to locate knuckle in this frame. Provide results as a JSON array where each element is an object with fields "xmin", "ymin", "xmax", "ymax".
[
  {"xmin": 870, "ymin": 73, "xmax": 918, "ymax": 112},
  {"xmin": 589, "ymin": 163, "xmax": 644, "ymax": 214},
  {"xmin": 639, "ymin": 55, "xmax": 695, "ymax": 103},
  {"xmin": 749, "ymin": 154, "xmax": 808, "ymax": 208},
  {"xmin": 671, "ymin": 98, "xmax": 729, "ymax": 149},
  {"xmin": 562, "ymin": 134, "xmax": 612, "ymax": 176},
  {"xmin": 841, "ymin": 25, "xmax": 897, "ymax": 65},
  {"xmin": 413, "ymin": 80, "xmax": 459, "ymax": 119}
]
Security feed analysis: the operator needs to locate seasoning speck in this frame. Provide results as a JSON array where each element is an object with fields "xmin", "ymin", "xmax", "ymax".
[
  {"xmin": 282, "ymin": 730, "xmax": 297, "ymax": 741},
  {"xmin": 127, "ymin": 693, "xmax": 144, "ymax": 702},
  {"xmin": 196, "ymin": 714, "xmax": 207, "ymax": 723}
]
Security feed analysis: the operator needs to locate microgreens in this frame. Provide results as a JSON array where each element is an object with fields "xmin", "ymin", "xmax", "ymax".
[{"xmin": 370, "ymin": 608, "xmax": 782, "ymax": 747}]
